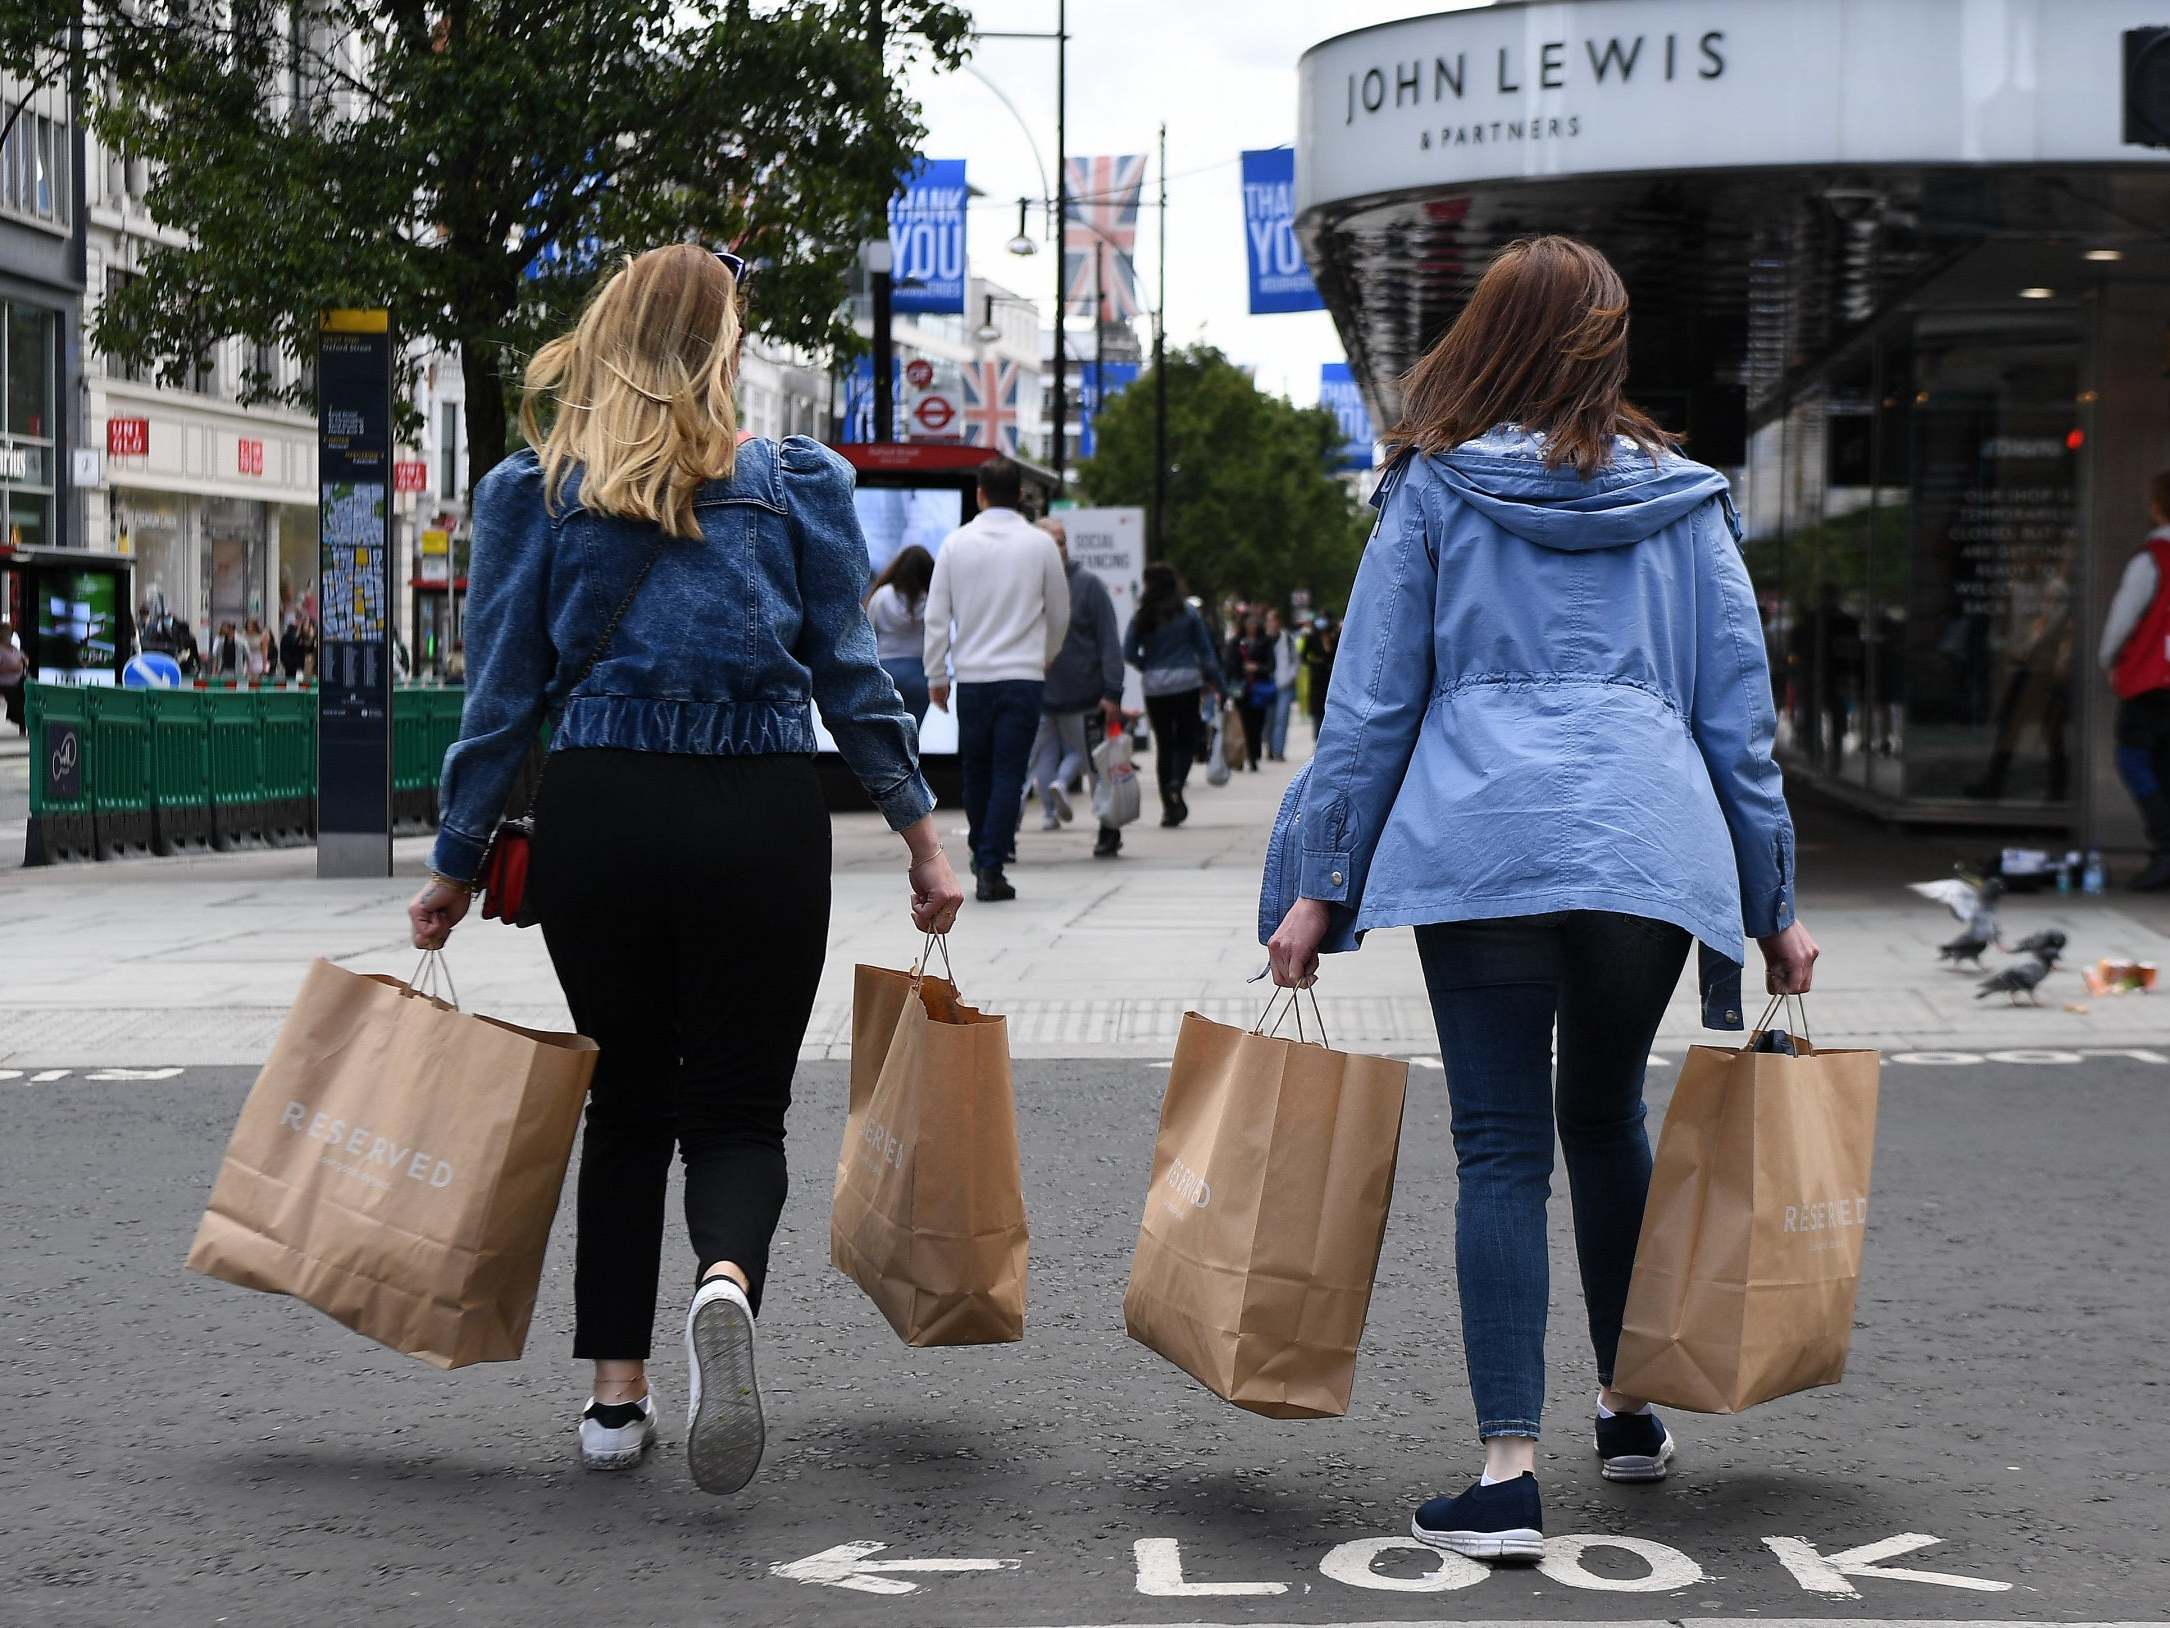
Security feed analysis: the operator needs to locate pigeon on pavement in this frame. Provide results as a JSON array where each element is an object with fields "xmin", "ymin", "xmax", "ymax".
[
  {"xmin": 1976, "ymin": 944, "xmax": 2061, "ymax": 1005},
  {"xmin": 1913, "ymin": 875, "xmax": 2005, "ymax": 967}
]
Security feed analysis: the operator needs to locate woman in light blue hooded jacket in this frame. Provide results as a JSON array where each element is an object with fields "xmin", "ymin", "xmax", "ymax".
[{"xmin": 1265, "ymin": 237, "xmax": 1819, "ymax": 1561}]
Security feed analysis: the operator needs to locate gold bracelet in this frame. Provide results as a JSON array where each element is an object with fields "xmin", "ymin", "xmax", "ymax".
[
  {"xmin": 907, "ymin": 844, "xmax": 944, "ymax": 873},
  {"xmin": 428, "ymin": 870, "xmax": 476, "ymax": 896}
]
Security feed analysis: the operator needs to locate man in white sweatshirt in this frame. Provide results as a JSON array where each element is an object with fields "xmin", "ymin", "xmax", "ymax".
[{"xmin": 925, "ymin": 457, "xmax": 1070, "ymax": 901}]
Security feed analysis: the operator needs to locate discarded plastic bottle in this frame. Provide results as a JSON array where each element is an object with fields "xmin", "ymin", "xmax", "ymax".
[{"xmin": 2083, "ymin": 849, "xmax": 2107, "ymax": 895}]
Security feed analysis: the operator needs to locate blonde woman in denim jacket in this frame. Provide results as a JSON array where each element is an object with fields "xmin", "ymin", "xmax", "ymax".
[{"xmin": 406, "ymin": 245, "xmax": 964, "ymax": 1495}]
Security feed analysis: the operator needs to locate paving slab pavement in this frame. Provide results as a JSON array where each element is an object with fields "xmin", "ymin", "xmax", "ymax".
[{"xmin": 4, "ymin": 747, "xmax": 2166, "ymax": 1064}]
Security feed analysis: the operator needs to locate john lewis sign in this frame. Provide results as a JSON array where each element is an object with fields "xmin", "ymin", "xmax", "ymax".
[{"xmin": 1298, "ymin": 0, "xmax": 2170, "ymax": 214}]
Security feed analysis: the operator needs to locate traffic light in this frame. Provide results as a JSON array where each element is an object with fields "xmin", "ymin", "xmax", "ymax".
[{"xmin": 2126, "ymin": 27, "xmax": 2170, "ymax": 148}]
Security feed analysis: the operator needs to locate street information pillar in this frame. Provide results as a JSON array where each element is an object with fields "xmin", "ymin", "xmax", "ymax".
[{"xmin": 315, "ymin": 309, "xmax": 396, "ymax": 879}]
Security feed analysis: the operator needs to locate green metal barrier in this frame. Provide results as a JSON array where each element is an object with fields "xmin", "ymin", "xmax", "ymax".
[
  {"xmin": 23, "ymin": 680, "xmax": 463, "ymax": 866},
  {"xmin": 259, "ymin": 688, "xmax": 315, "ymax": 846},
  {"xmin": 86, "ymin": 687, "xmax": 154, "ymax": 860},
  {"xmin": 391, "ymin": 687, "xmax": 436, "ymax": 835},
  {"xmin": 207, "ymin": 686, "xmax": 268, "ymax": 849},
  {"xmin": 145, "ymin": 688, "xmax": 213, "ymax": 855},
  {"xmin": 424, "ymin": 685, "xmax": 465, "ymax": 826},
  {"xmin": 23, "ymin": 683, "xmax": 96, "ymax": 864}
]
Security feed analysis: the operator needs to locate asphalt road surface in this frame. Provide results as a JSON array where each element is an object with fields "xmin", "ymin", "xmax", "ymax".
[{"xmin": 4, "ymin": 1052, "xmax": 2165, "ymax": 1628}]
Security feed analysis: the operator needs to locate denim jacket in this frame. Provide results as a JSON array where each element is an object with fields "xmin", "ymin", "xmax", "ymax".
[
  {"xmin": 1124, "ymin": 605, "xmax": 1226, "ymax": 698},
  {"xmin": 432, "ymin": 437, "xmax": 933, "ymax": 881},
  {"xmin": 1258, "ymin": 427, "xmax": 1797, "ymax": 1029}
]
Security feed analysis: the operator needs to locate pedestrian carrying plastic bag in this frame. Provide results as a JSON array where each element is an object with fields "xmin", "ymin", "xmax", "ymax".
[
  {"xmin": 833, "ymin": 937, "xmax": 1029, "ymax": 1346},
  {"xmin": 1221, "ymin": 705, "xmax": 1248, "ymax": 772},
  {"xmin": 1612, "ymin": 997, "xmax": 1881, "ymax": 1413},
  {"xmin": 1205, "ymin": 712, "xmax": 1233, "ymax": 786},
  {"xmin": 186, "ymin": 955, "xmax": 598, "ymax": 1368},
  {"xmin": 1124, "ymin": 990, "xmax": 1408, "ymax": 1418},
  {"xmin": 1091, "ymin": 724, "xmax": 1141, "ymax": 828}
]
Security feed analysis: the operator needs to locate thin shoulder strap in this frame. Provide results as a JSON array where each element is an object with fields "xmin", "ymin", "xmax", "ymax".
[{"xmin": 563, "ymin": 530, "xmax": 670, "ymax": 702}]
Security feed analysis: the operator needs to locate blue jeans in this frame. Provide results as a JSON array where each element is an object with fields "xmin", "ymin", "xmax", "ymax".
[
  {"xmin": 957, "ymin": 679, "xmax": 1043, "ymax": 872},
  {"xmin": 1415, "ymin": 910, "xmax": 1691, "ymax": 1440},
  {"xmin": 1029, "ymin": 708, "xmax": 1091, "ymax": 818},
  {"xmin": 1268, "ymin": 686, "xmax": 1295, "ymax": 757},
  {"xmin": 881, "ymin": 656, "xmax": 931, "ymax": 730}
]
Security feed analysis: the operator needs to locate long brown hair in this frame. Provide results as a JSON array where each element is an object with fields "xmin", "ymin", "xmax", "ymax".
[
  {"xmin": 870, "ymin": 544, "xmax": 936, "ymax": 608},
  {"xmin": 1383, "ymin": 235, "xmax": 1675, "ymax": 477}
]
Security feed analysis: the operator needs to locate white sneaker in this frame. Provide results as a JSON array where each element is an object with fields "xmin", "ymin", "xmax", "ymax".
[
  {"xmin": 1039, "ymin": 813, "xmax": 1062, "ymax": 832},
  {"xmin": 579, "ymin": 1388, "xmax": 658, "ymax": 1471},
  {"xmin": 685, "ymin": 1276, "xmax": 765, "ymax": 1494},
  {"xmin": 1049, "ymin": 784, "xmax": 1074, "ymax": 823}
]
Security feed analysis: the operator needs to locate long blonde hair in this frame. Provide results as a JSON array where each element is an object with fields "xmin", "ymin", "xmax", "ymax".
[{"xmin": 520, "ymin": 244, "xmax": 743, "ymax": 539}]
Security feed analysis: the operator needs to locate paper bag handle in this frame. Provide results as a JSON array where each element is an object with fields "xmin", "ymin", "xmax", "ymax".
[
  {"xmin": 912, "ymin": 932, "xmax": 958, "ymax": 994},
  {"xmin": 1252, "ymin": 982, "xmax": 1331, "ymax": 1048},
  {"xmin": 404, "ymin": 949, "xmax": 461, "ymax": 1010},
  {"xmin": 1747, "ymin": 991, "xmax": 1811, "ymax": 1049}
]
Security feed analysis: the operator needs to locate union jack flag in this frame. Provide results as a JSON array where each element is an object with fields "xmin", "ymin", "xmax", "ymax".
[
  {"xmin": 1063, "ymin": 153, "xmax": 1147, "ymax": 321},
  {"xmin": 962, "ymin": 359, "xmax": 1022, "ymax": 453}
]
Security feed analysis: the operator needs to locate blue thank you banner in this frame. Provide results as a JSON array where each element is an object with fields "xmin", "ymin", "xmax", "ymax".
[
  {"xmin": 1079, "ymin": 361, "xmax": 1141, "ymax": 461},
  {"xmin": 1241, "ymin": 149, "xmax": 1325, "ymax": 315},
  {"xmin": 890, "ymin": 159, "xmax": 968, "ymax": 315},
  {"xmin": 1320, "ymin": 362, "xmax": 1375, "ymax": 471}
]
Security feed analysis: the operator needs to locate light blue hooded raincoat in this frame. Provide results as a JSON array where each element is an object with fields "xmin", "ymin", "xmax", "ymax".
[{"xmin": 1259, "ymin": 425, "xmax": 1796, "ymax": 1028}]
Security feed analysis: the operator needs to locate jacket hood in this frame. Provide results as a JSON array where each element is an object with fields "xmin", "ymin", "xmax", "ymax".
[{"xmin": 1419, "ymin": 427, "xmax": 1732, "ymax": 553}]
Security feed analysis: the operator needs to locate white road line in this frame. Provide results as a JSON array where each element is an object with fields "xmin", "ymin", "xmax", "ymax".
[{"xmin": 1008, "ymin": 1621, "xmax": 2165, "ymax": 1628}]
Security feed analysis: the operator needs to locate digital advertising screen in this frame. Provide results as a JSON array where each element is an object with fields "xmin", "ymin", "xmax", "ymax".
[
  {"xmin": 816, "ymin": 478, "xmax": 973, "ymax": 757},
  {"xmin": 853, "ymin": 484, "xmax": 967, "ymax": 580},
  {"xmin": 38, "ymin": 570, "xmax": 120, "ymax": 681}
]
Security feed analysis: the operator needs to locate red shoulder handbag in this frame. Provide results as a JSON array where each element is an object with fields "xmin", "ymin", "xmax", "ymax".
[{"xmin": 476, "ymin": 531, "xmax": 668, "ymax": 927}]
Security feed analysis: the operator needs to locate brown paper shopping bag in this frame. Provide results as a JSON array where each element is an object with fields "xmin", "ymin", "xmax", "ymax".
[
  {"xmin": 1123, "ymin": 998, "xmax": 1408, "ymax": 1419},
  {"xmin": 186, "ymin": 956, "xmax": 597, "ymax": 1369},
  {"xmin": 832, "ymin": 945, "xmax": 1029, "ymax": 1345},
  {"xmin": 1613, "ymin": 1007, "xmax": 1881, "ymax": 1413}
]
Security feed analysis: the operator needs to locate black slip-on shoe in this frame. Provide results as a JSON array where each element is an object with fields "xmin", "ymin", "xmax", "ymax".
[
  {"xmin": 1411, "ymin": 1472, "xmax": 1544, "ymax": 1562},
  {"xmin": 1595, "ymin": 1409, "xmax": 1675, "ymax": 1482}
]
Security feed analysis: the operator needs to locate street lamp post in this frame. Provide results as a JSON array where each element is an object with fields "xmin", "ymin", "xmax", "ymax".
[
  {"xmin": 1153, "ymin": 121, "xmax": 1168, "ymax": 557},
  {"xmin": 979, "ymin": 1, "xmax": 1068, "ymax": 479}
]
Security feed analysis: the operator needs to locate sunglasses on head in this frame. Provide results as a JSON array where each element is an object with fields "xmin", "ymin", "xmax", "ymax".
[{"xmin": 715, "ymin": 249, "xmax": 752, "ymax": 284}]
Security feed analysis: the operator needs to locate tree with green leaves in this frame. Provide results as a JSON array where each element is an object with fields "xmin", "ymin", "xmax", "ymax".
[
  {"xmin": 0, "ymin": 0, "xmax": 969, "ymax": 480},
  {"xmin": 1080, "ymin": 345, "xmax": 1371, "ymax": 614}
]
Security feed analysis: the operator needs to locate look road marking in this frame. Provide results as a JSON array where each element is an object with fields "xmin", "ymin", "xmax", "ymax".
[{"xmin": 1133, "ymin": 1529, "xmax": 2008, "ymax": 1597}]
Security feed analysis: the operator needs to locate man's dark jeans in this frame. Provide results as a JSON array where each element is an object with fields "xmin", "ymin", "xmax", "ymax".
[
  {"xmin": 2116, "ymin": 689, "xmax": 2170, "ymax": 853},
  {"xmin": 1415, "ymin": 910, "xmax": 1691, "ymax": 1440},
  {"xmin": 957, "ymin": 679, "xmax": 1043, "ymax": 873}
]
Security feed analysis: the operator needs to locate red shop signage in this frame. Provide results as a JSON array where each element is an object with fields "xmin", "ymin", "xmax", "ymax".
[
  {"xmin": 237, "ymin": 437, "xmax": 265, "ymax": 476},
  {"xmin": 108, "ymin": 417, "xmax": 149, "ymax": 457},
  {"xmin": 393, "ymin": 460, "xmax": 428, "ymax": 493}
]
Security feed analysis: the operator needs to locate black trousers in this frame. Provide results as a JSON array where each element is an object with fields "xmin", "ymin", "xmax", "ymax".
[
  {"xmin": 2116, "ymin": 690, "xmax": 2170, "ymax": 853},
  {"xmin": 1236, "ymin": 701, "xmax": 1266, "ymax": 770},
  {"xmin": 532, "ymin": 749, "xmax": 831, "ymax": 1359},
  {"xmin": 1145, "ymin": 689, "xmax": 1203, "ymax": 801}
]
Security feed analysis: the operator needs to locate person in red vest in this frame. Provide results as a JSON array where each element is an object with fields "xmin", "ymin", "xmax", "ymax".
[{"xmin": 2102, "ymin": 469, "xmax": 2170, "ymax": 891}]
